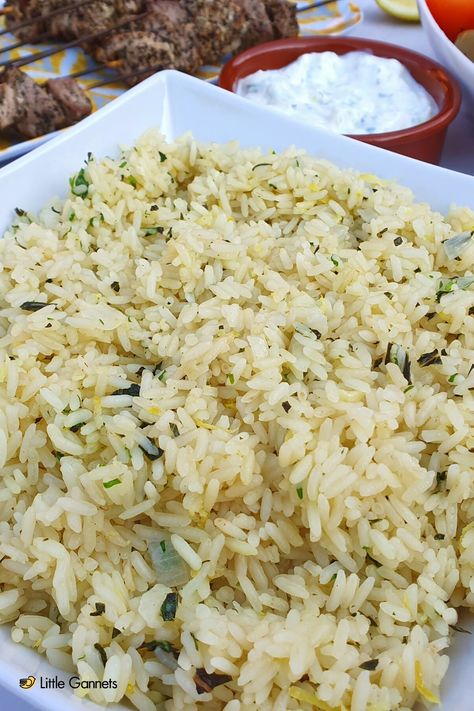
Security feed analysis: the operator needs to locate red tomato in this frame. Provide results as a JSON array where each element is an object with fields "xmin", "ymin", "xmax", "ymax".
[{"xmin": 427, "ymin": 0, "xmax": 474, "ymax": 42}]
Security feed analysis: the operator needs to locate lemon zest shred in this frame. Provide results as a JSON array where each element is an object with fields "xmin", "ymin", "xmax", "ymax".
[
  {"xmin": 33, "ymin": 638, "xmax": 42, "ymax": 649},
  {"xmin": 0, "ymin": 364, "xmax": 6, "ymax": 384},
  {"xmin": 289, "ymin": 686, "xmax": 340, "ymax": 710},
  {"xmin": 308, "ymin": 183, "xmax": 319, "ymax": 191},
  {"xmin": 194, "ymin": 418, "xmax": 219, "ymax": 431},
  {"xmin": 415, "ymin": 661, "xmax": 440, "ymax": 704},
  {"xmin": 126, "ymin": 682, "xmax": 136, "ymax": 695},
  {"xmin": 147, "ymin": 406, "xmax": 161, "ymax": 415}
]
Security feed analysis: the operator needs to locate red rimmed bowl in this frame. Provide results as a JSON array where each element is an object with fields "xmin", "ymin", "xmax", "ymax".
[{"xmin": 219, "ymin": 36, "xmax": 462, "ymax": 165}]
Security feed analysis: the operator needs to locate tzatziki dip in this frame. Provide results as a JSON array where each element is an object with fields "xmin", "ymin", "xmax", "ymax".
[{"xmin": 236, "ymin": 51, "xmax": 438, "ymax": 135}]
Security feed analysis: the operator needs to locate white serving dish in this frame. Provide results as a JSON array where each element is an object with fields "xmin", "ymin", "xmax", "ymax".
[
  {"xmin": 0, "ymin": 69, "xmax": 473, "ymax": 711},
  {"xmin": 417, "ymin": 0, "xmax": 474, "ymax": 110}
]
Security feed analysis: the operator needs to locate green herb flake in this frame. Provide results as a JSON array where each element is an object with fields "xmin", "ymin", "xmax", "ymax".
[
  {"xmin": 160, "ymin": 592, "xmax": 178, "ymax": 621},
  {"xmin": 119, "ymin": 161, "xmax": 127, "ymax": 168},
  {"xmin": 228, "ymin": 373, "xmax": 235, "ymax": 384},
  {"xmin": 359, "ymin": 659, "xmax": 379, "ymax": 671},
  {"xmin": 159, "ymin": 540, "xmax": 166, "ymax": 553},
  {"xmin": 434, "ymin": 533, "xmax": 445, "ymax": 540},
  {"xmin": 69, "ymin": 212, "xmax": 76, "ymax": 222},
  {"xmin": 20, "ymin": 301, "xmax": 50, "ymax": 312},
  {"xmin": 69, "ymin": 168, "xmax": 90, "ymax": 199},
  {"xmin": 111, "ymin": 281, "xmax": 120, "ymax": 292},
  {"xmin": 330, "ymin": 255, "xmax": 340, "ymax": 267},
  {"xmin": 296, "ymin": 487, "xmax": 303, "ymax": 500},
  {"xmin": 103, "ymin": 478, "xmax": 121, "ymax": 489},
  {"xmin": 94, "ymin": 643, "xmax": 107, "ymax": 666},
  {"xmin": 417, "ymin": 349, "xmax": 442, "ymax": 367},
  {"xmin": 90, "ymin": 602, "xmax": 105, "ymax": 617},
  {"xmin": 123, "ymin": 175, "xmax": 137, "ymax": 188},
  {"xmin": 450, "ymin": 624, "xmax": 472, "ymax": 634},
  {"xmin": 252, "ymin": 163, "xmax": 272, "ymax": 171},
  {"xmin": 170, "ymin": 423, "xmax": 180, "ymax": 438},
  {"xmin": 448, "ymin": 373, "xmax": 458, "ymax": 383},
  {"xmin": 269, "ymin": 183, "xmax": 277, "ymax": 190},
  {"xmin": 15, "ymin": 207, "xmax": 26, "ymax": 217},
  {"xmin": 404, "ymin": 385, "xmax": 414, "ymax": 393},
  {"xmin": 159, "ymin": 151, "xmax": 167, "ymax": 163}
]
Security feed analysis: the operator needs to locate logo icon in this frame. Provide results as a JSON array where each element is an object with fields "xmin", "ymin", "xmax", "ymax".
[{"xmin": 19, "ymin": 676, "xmax": 36, "ymax": 689}]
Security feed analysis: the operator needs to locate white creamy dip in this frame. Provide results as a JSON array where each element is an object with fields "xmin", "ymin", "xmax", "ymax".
[{"xmin": 236, "ymin": 51, "xmax": 438, "ymax": 135}]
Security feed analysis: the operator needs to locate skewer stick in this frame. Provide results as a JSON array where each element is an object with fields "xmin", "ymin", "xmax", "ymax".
[
  {"xmin": 0, "ymin": 0, "xmax": 96, "ymax": 39},
  {"xmin": 0, "ymin": 34, "xmax": 49, "ymax": 54},
  {"xmin": 296, "ymin": 0, "xmax": 338, "ymax": 12},
  {"xmin": 0, "ymin": 11, "xmax": 150, "ymax": 69},
  {"xmin": 67, "ymin": 60, "xmax": 123, "ymax": 80},
  {"xmin": 90, "ymin": 62, "xmax": 168, "ymax": 90}
]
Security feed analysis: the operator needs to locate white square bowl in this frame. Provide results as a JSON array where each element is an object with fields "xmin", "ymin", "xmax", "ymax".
[{"xmin": 0, "ymin": 70, "xmax": 473, "ymax": 711}]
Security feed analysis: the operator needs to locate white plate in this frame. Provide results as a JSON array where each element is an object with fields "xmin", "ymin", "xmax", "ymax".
[{"xmin": 0, "ymin": 70, "xmax": 473, "ymax": 711}]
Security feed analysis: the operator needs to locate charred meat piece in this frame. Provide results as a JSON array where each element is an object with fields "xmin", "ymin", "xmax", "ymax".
[
  {"xmin": 50, "ymin": 0, "xmax": 145, "ymax": 41},
  {"xmin": 263, "ymin": 0, "xmax": 299, "ymax": 39},
  {"xmin": 95, "ymin": 31, "xmax": 175, "ymax": 84},
  {"xmin": 0, "ymin": 67, "xmax": 65, "ymax": 138},
  {"xmin": 46, "ymin": 77, "xmax": 92, "ymax": 123},
  {"xmin": 184, "ymin": 0, "xmax": 248, "ymax": 65},
  {"xmin": 0, "ymin": 83, "xmax": 18, "ymax": 131},
  {"xmin": 234, "ymin": 0, "xmax": 274, "ymax": 52},
  {"xmin": 131, "ymin": 1, "xmax": 202, "ymax": 74}
]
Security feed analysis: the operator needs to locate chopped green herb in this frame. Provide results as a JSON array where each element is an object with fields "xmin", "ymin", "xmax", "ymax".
[
  {"xmin": 434, "ymin": 533, "xmax": 445, "ymax": 540},
  {"xmin": 111, "ymin": 281, "xmax": 120, "ymax": 292},
  {"xmin": 191, "ymin": 633, "xmax": 199, "ymax": 650},
  {"xmin": 159, "ymin": 151, "xmax": 167, "ymax": 163},
  {"xmin": 417, "ymin": 349, "xmax": 442, "ymax": 367},
  {"xmin": 282, "ymin": 401, "xmax": 291, "ymax": 413},
  {"xmin": 228, "ymin": 373, "xmax": 235, "ymax": 384},
  {"xmin": 159, "ymin": 540, "xmax": 166, "ymax": 553},
  {"xmin": 150, "ymin": 204, "xmax": 159, "ymax": 211},
  {"xmin": 103, "ymin": 478, "xmax": 121, "ymax": 489},
  {"xmin": 51, "ymin": 206, "xmax": 61, "ymax": 215},
  {"xmin": 434, "ymin": 471, "xmax": 447, "ymax": 492},
  {"xmin": 119, "ymin": 161, "xmax": 127, "ymax": 168},
  {"xmin": 436, "ymin": 276, "xmax": 474, "ymax": 302},
  {"xmin": 69, "ymin": 168, "xmax": 90, "ymax": 198},
  {"xmin": 112, "ymin": 384, "xmax": 140, "ymax": 397},
  {"xmin": 404, "ymin": 385, "xmax": 414, "ymax": 393},
  {"xmin": 296, "ymin": 487, "xmax": 303, "ymax": 500},
  {"xmin": 94, "ymin": 643, "xmax": 107, "ymax": 666},
  {"xmin": 139, "ymin": 442, "xmax": 164, "ymax": 461},
  {"xmin": 69, "ymin": 422, "xmax": 85, "ymax": 433},
  {"xmin": 157, "ymin": 369, "xmax": 167, "ymax": 382},
  {"xmin": 252, "ymin": 163, "xmax": 272, "ymax": 171},
  {"xmin": 384, "ymin": 292, "xmax": 393, "ymax": 300},
  {"xmin": 90, "ymin": 602, "xmax": 105, "ymax": 617},
  {"xmin": 143, "ymin": 226, "xmax": 164, "ymax": 236},
  {"xmin": 194, "ymin": 668, "xmax": 232, "ymax": 695},
  {"xmin": 170, "ymin": 423, "xmax": 180, "ymax": 437},
  {"xmin": 448, "ymin": 373, "xmax": 458, "ymax": 383},
  {"xmin": 111, "ymin": 627, "xmax": 121, "ymax": 638},
  {"xmin": 385, "ymin": 343, "xmax": 411, "ymax": 383},
  {"xmin": 393, "ymin": 237, "xmax": 403, "ymax": 246},
  {"xmin": 123, "ymin": 175, "xmax": 137, "ymax": 188},
  {"xmin": 53, "ymin": 451, "xmax": 64, "ymax": 461},
  {"xmin": 15, "ymin": 207, "xmax": 26, "ymax": 217},
  {"xmin": 330, "ymin": 254, "xmax": 340, "ymax": 267},
  {"xmin": 359, "ymin": 659, "xmax": 378, "ymax": 670},
  {"xmin": 20, "ymin": 301, "xmax": 50, "ymax": 312},
  {"xmin": 269, "ymin": 183, "xmax": 277, "ymax": 190},
  {"xmin": 160, "ymin": 592, "xmax": 178, "ymax": 621},
  {"xmin": 69, "ymin": 212, "xmax": 76, "ymax": 221}
]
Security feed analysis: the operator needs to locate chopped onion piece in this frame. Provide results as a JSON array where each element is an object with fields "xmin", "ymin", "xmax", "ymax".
[
  {"xmin": 148, "ymin": 533, "xmax": 190, "ymax": 587},
  {"xmin": 443, "ymin": 231, "xmax": 474, "ymax": 260}
]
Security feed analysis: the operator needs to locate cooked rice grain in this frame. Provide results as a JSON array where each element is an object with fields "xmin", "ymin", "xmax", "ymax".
[{"xmin": 0, "ymin": 131, "xmax": 473, "ymax": 710}]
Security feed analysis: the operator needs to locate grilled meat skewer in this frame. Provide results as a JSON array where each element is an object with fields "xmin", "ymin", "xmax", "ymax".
[{"xmin": 0, "ymin": 67, "xmax": 91, "ymax": 138}]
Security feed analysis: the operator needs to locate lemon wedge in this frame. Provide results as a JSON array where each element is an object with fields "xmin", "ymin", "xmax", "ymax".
[{"xmin": 375, "ymin": 0, "xmax": 420, "ymax": 22}]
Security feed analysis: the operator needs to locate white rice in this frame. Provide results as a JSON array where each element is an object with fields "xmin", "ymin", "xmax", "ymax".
[{"xmin": 0, "ymin": 130, "xmax": 473, "ymax": 710}]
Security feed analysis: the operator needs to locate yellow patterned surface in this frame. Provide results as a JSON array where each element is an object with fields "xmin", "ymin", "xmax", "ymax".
[{"xmin": 0, "ymin": 1, "xmax": 361, "ymax": 159}]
